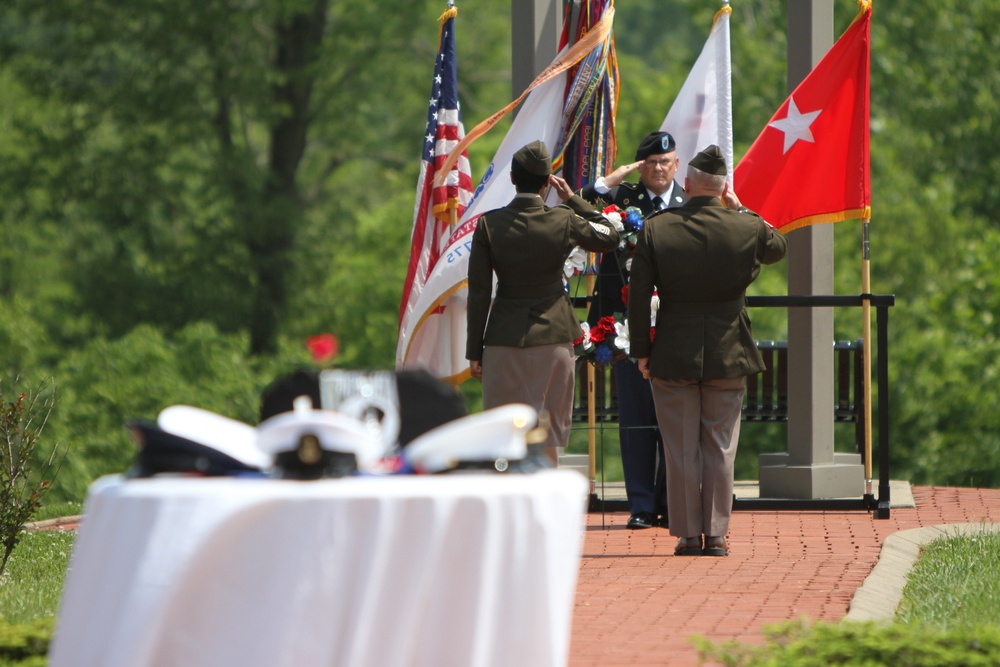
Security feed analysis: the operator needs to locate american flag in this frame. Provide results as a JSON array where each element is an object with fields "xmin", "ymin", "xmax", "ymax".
[
  {"xmin": 397, "ymin": 7, "xmax": 473, "ymax": 340},
  {"xmin": 397, "ymin": 6, "xmax": 617, "ymax": 382}
]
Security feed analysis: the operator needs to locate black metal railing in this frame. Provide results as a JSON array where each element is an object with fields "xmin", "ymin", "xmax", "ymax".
[{"xmin": 573, "ymin": 294, "xmax": 895, "ymax": 518}]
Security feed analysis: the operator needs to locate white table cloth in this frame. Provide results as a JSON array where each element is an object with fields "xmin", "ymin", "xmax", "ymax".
[{"xmin": 49, "ymin": 470, "xmax": 588, "ymax": 667}]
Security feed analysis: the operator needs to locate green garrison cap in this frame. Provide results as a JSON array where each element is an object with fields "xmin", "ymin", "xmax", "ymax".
[
  {"xmin": 689, "ymin": 144, "xmax": 728, "ymax": 176},
  {"xmin": 512, "ymin": 140, "xmax": 553, "ymax": 176}
]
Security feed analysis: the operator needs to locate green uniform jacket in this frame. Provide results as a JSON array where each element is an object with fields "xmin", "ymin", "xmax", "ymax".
[
  {"xmin": 627, "ymin": 196, "xmax": 787, "ymax": 380},
  {"xmin": 465, "ymin": 193, "xmax": 620, "ymax": 361},
  {"xmin": 579, "ymin": 179, "xmax": 687, "ymax": 321}
]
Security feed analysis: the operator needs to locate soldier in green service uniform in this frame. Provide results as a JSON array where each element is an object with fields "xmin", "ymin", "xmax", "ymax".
[{"xmin": 466, "ymin": 140, "xmax": 620, "ymax": 463}]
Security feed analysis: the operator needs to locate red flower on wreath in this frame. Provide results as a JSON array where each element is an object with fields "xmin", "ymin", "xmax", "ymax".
[{"xmin": 589, "ymin": 316, "xmax": 618, "ymax": 344}]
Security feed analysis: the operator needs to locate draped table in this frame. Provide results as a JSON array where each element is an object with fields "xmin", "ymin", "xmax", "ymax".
[{"xmin": 49, "ymin": 470, "xmax": 588, "ymax": 667}]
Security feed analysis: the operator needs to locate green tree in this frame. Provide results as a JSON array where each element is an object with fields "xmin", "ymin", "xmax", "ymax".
[
  {"xmin": 0, "ymin": 0, "xmax": 500, "ymax": 355},
  {"xmin": 2, "ymin": 0, "xmax": 1000, "ymax": 497}
]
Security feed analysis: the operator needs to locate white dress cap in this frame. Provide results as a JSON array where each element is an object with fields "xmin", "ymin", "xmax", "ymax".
[
  {"xmin": 157, "ymin": 405, "xmax": 271, "ymax": 470},
  {"xmin": 256, "ymin": 406, "xmax": 386, "ymax": 469},
  {"xmin": 404, "ymin": 403, "xmax": 535, "ymax": 474}
]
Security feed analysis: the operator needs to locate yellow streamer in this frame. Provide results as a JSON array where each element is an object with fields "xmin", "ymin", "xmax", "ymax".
[{"xmin": 434, "ymin": 7, "xmax": 616, "ymax": 183}]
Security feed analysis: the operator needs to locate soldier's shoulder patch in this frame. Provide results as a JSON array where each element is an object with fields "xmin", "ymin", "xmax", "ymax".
[{"xmin": 589, "ymin": 221, "xmax": 612, "ymax": 236}]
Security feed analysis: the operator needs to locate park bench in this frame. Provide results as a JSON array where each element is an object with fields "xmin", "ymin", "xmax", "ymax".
[
  {"xmin": 573, "ymin": 338, "xmax": 865, "ymax": 457},
  {"xmin": 569, "ymin": 293, "xmax": 894, "ymax": 517}
]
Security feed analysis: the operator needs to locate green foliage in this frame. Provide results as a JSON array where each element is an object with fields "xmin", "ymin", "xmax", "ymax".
[
  {"xmin": 0, "ymin": 302, "xmax": 46, "ymax": 379},
  {"xmin": 871, "ymin": 154, "xmax": 1000, "ymax": 487},
  {"xmin": 695, "ymin": 619, "xmax": 1000, "ymax": 667},
  {"xmin": 0, "ymin": 0, "xmax": 998, "ymax": 494},
  {"xmin": 0, "ymin": 379, "xmax": 63, "ymax": 577},
  {"xmin": 292, "ymin": 181, "xmax": 417, "ymax": 369},
  {"xmin": 37, "ymin": 323, "xmax": 315, "ymax": 502},
  {"xmin": 864, "ymin": 1, "xmax": 1000, "ymax": 486},
  {"xmin": 874, "ymin": 0, "xmax": 1000, "ymax": 217},
  {"xmin": 0, "ymin": 0, "xmax": 458, "ymax": 354},
  {"xmin": 0, "ymin": 618, "xmax": 51, "ymax": 667}
]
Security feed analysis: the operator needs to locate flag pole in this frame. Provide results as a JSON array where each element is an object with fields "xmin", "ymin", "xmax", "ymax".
[
  {"xmin": 587, "ymin": 275, "xmax": 597, "ymax": 489},
  {"xmin": 860, "ymin": 0, "xmax": 874, "ymax": 499},
  {"xmin": 862, "ymin": 219, "xmax": 873, "ymax": 495}
]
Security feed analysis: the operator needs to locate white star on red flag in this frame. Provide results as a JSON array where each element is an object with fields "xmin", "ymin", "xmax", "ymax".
[{"xmin": 768, "ymin": 97, "xmax": 822, "ymax": 153}]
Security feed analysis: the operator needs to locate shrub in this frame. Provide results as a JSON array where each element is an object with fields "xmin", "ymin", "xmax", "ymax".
[
  {"xmin": 0, "ymin": 378, "xmax": 63, "ymax": 577},
  {"xmin": 694, "ymin": 619, "xmax": 1000, "ymax": 667},
  {"xmin": 0, "ymin": 618, "xmax": 52, "ymax": 667}
]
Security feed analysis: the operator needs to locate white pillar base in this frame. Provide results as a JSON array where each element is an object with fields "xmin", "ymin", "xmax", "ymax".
[{"xmin": 758, "ymin": 452, "xmax": 865, "ymax": 499}]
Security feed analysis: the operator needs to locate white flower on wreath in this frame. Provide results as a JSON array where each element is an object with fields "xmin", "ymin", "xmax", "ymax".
[
  {"xmin": 577, "ymin": 322, "xmax": 595, "ymax": 351},
  {"xmin": 602, "ymin": 209, "xmax": 625, "ymax": 232},
  {"xmin": 614, "ymin": 319, "xmax": 630, "ymax": 355},
  {"xmin": 564, "ymin": 246, "xmax": 588, "ymax": 278},
  {"xmin": 601, "ymin": 208, "xmax": 628, "ymax": 250}
]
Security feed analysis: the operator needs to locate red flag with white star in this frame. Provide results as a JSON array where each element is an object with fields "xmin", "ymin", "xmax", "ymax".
[{"xmin": 734, "ymin": 1, "xmax": 870, "ymax": 232}]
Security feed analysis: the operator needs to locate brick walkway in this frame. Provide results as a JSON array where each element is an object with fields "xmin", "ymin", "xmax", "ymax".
[{"xmin": 569, "ymin": 485, "xmax": 1000, "ymax": 667}]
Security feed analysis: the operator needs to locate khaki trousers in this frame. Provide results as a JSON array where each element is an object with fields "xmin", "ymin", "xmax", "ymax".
[
  {"xmin": 482, "ymin": 343, "xmax": 575, "ymax": 452},
  {"xmin": 650, "ymin": 376, "xmax": 745, "ymax": 538}
]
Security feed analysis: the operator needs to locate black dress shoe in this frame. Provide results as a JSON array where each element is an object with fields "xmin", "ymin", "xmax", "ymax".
[
  {"xmin": 674, "ymin": 536, "xmax": 703, "ymax": 556},
  {"xmin": 626, "ymin": 512, "xmax": 655, "ymax": 529},
  {"xmin": 704, "ymin": 536, "xmax": 729, "ymax": 556}
]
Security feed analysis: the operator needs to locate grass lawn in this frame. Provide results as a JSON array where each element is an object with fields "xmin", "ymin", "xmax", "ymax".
[
  {"xmin": 0, "ymin": 503, "xmax": 81, "ymax": 624},
  {"xmin": 0, "ymin": 531, "xmax": 74, "ymax": 624},
  {"xmin": 896, "ymin": 527, "xmax": 1000, "ymax": 629}
]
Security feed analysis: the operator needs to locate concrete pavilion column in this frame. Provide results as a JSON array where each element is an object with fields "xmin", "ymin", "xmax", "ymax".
[
  {"xmin": 758, "ymin": 0, "xmax": 864, "ymax": 498},
  {"xmin": 511, "ymin": 0, "xmax": 562, "ymax": 101}
]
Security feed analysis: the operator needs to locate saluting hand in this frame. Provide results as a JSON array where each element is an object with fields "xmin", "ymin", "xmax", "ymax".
[
  {"xmin": 721, "ymin": 182, "xmax": 742, "ymax": 211},
  {"xmin": 548, "ymin": 174, "xmax": 575, "ymax": 201},
  {"xmin": 603, "ymin": 161, "xmax": 642, "ymax": 188}
]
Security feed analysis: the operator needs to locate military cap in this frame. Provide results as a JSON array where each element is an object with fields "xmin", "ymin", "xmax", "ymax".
[
  {"xmin": 511, "ymin": 140, "xmax": 553, "ymax": 176},
  {"xmin": 257, "ymin": 398, "xmax": 386, "ymax": 479},
  {"xmin": 259, "ymin": 368, "xmax": 322, "ymax": 421},
  {"xmin": 394, "ymin": 369, "xmax": 468, "ymax": 447},
  {"xmin": 403, "ymin": 403, "xmax": 534, "ymax": 474},
  {"xmin": 689, "ymin": 144, "xmax": 728, "ymax": 175},
  {"xmin": 157, "ymin": 404, "xmax": 270, "ymax": 468},
  {"xmin": 261, "ymin": 368, "xmax": 468, "ymax": 449},
  {"xmin": 635, "ymin": 131, "xmax": 676, "ymax": 160},
  {"xmin": 125, "ymin": 417, "xmax": 265, "ymax": 478}
]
